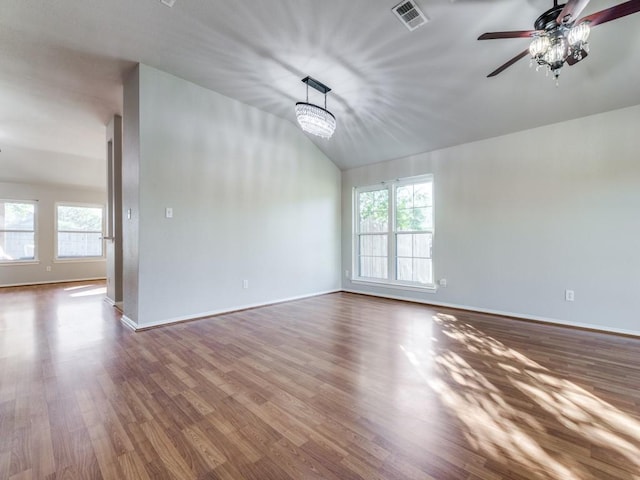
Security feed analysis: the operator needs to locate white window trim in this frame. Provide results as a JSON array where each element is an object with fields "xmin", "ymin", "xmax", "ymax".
[
  {"xmin": 55, "ymin": 201, "xmax": 106, "ymax": 262},
  {"xmin": 0, "ymin": 199, "xmax": 38, "ymax": 265},
  {"xmin": 352, "ymin": 174, "xmax": 435, "ymax": 290}
]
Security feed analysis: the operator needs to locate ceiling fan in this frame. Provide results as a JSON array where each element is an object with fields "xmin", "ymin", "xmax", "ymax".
[{"xmin": 478, "ymin": 0, "xmax": 640, "ymax": 82}]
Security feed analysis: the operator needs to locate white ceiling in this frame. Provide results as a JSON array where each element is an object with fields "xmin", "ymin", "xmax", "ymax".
[{"xmin": 1, "ymin": 0, "xmax": 640, "ymax": 188}]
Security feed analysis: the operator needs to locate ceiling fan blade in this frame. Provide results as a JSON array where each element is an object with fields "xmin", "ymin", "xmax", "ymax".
[
  {"xmin": 557, "ymin": 0, "xmax": 591, "ymax": 24},
  {"xmin": 579, "ymin": 0, "xmax": 640, "ymax": 27},
  {"xmin": 487, "ymin": 50, "xmax": 529, "ymax": 77},
  {"xmin": 478, "ymin": 30, "xmax": 538, "ymax": 40}
]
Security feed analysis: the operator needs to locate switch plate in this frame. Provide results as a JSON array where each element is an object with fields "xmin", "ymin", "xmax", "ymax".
[
  {"xmin": 165, "ymin": 207, "xmax": 173, "ymax": 219},
  {"xmin": 243, "ymin": 279, "xmax": 249, "ymax": 289},
  {"xmin": 439, "ymin": 278, "xmax": 447, "ymax": 287},
  {"xmin": 127, "ymin": 208, "xmax": 132, "ymax": 220},
  {"xmin": 565, "ymin": 289, "xmax": 575, "ymax": 302},
  {"xmin": 46, "ymin": 266, "xmax": 52, "ymax": 272}
]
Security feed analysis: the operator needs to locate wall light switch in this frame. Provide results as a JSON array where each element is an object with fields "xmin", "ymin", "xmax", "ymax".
[{"xmin": 165, "ymin": 207, "xmax": 173, "ymax": 219}]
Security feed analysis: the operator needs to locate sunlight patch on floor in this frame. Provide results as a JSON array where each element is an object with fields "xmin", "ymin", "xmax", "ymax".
[
  {"xmin": 70, "ymin": 287, "xmax": 106, "ymax": 297},
  {"xmin": 398, "ymin": 313, "xmax": 640, "ymax": 479},
  {"xmin": 64, "ymin": 284, "xmax": 97, "ymax": 291}
]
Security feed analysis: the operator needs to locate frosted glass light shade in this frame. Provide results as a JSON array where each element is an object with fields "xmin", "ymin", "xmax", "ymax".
[
  {"xmin": 568, "ymin": 22, "xmax": 590, "ymax": 46},
  {"xmin": 295, "ymin": 102, "xmax": 336, "ymax": 139},
  {"xmin": 529, "ymin": 35, "xmax": 550, "ymax": 58}
]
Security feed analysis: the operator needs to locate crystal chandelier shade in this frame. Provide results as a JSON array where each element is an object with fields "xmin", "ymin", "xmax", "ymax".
[
  {"xmin": 295, "ymin": 76, "xmax": 336, "ymax": 139},
  {"xmin": 295, "ymin": 102, "xmax": 336, "ymax": 139}
]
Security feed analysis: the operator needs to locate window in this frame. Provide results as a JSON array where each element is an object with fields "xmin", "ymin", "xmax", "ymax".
[
  {"xmin": 0, "ymin": 200, "xmax": 37, "ymax": 263},
  {"xmin": 354, "ymin": 175, "xmax": 433, "ymax": 288},
  {"xmin": 56, "ymin": 203, "xmax": 104, "ymax": 259}
]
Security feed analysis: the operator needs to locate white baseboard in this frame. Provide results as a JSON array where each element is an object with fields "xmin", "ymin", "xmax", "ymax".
[
  {"xmin": 341, "ymin": 289, "xmax": 640, "ymax": 338},
  {"xmin": 1, "ymin": 277, "xmax": 107, "ymax": 288},
  {"xmin": 104, "ymin": 297, "xmax": 124, "ymax": 309},
  {"xmin": 125, "ymin": 289, "xmax": 342, "ymax": 332},
  {"xmin": 120, "ymin": 315, "xmax": 137, "ymax": 331}
]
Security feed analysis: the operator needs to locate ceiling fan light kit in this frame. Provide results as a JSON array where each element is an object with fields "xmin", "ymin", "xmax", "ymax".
[
  {"xmin": 528, "ymin": 16, "xmax": 590, "ymax": 80},
  {"xmin": 295, "ymin": 76, "xmax": 336, "ymax": 139},
  {"xmin": 478, "ymin": 0, "xmax": 640, "ymax": 84}
]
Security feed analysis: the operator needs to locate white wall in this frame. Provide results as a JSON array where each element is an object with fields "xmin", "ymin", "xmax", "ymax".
[
  {"xmin": 342, "ymin": 104, "xmax": 640, "ymax": 335},
  {"xmin": 123, "ymin": 67, "xmax": 140, "ymax": 322},
  {"xmin": 0, "ymin": 181, "xmax": 106, "ymax": 286},
  {"xmin": 123, "ymin": 65, "xmax": 342, "ymax": 328}
]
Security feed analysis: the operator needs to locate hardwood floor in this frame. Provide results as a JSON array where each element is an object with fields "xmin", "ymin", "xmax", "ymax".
[{"xmin": 1, "ymin": 282, "xmax": 639, "ymax": 479}]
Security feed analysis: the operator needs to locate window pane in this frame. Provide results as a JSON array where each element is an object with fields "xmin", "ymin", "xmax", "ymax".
[
  {"xmin": 415, "ymin": 259, "xmax": 432, "ymax": 284},
  {"xmin": 396, "ymin": 258, "xmax": 433, "ymax": 284},
  {"xmin": 58, "ymin": 206, "xmax": 102, "ymax": 232},
  {"xmin": 57, "ymin": 232, "xmax": 103, "ymax": 257},
  {"xmin": 0, "ymin": 232, "xmax": 35, "ymax": 260},
  {"xmin": 413, "ymin": 233, "xmax": 432, "ymax": 259},
  {"xmin": 413, "ymin": 182, "xmax": 432, "ymax": 207},
  {"xmin": 397, "ymin": 257, "xmax": 413, "ymax": 282},
  {"xmin": 1, "ymin": 202, "xmax": 34, "ymax": 231},
  {"xmin": 359, "ymin": 256, "xmax": 387, "ymax": 279},
  {"xmin": 359, "ymin": 189, "xmax": 388, "ymax": 233},
  {"xmin": 397, "ymin": 234, "xmax": 412, "ymax": 257},
  {"xmin": 396, "ymin": 185, "xmax": 414, "ymax": 209},
  {"xmin": 360, "ymin": 235, "xmax": 388, "ymax": 257},
  {"xmin": 397, "ymin": 207, "xmax": 432, "ymax": 231}
]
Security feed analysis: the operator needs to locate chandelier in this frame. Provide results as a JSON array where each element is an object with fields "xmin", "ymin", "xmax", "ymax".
[
  {"xmin": 295, "ymin": 76, "xmax": 336, "ymax": 139},
  {"xmin": 529, "ymin": 21, "xmax": 591, "ymax": 83}
]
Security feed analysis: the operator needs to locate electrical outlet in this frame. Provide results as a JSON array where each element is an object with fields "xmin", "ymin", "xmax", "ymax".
[
  {"xmin": 565, "ymin": 289, "xmax": 575, "ymax": 302},
  {"xmin": 165, "ymin": 207, "xmax": 173, "ymax": 218},
  {"xmin": 243, "ymin": 279, "xmax": 249, "ymax": 289},
  {"xmin": 46, "ymin": 266, "xmax": 52, "ymax": 272},
  {"xmin": 345, "ymin": 270, "xmax": 350, "ymax": 278},
  {"xmin": 439, "ymin": 278, "xmax": 447, "ymax": 287}
]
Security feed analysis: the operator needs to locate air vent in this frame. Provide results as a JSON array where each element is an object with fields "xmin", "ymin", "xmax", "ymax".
[{"xmin": 392, "ymin": 0, "xmax": 428, "ymax": 31}]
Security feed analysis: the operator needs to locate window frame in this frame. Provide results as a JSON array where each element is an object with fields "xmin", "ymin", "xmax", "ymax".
[
  {"xmin": 54, "ymin": 202, "xmax": 105, "ymax": 262},
  {"xmin": 352, "ymin": 175, "xmax": 435, "ymax": 291},
  {"xmin": 0, "ymin": 199, "xmax": 38, "ymax": 265}
]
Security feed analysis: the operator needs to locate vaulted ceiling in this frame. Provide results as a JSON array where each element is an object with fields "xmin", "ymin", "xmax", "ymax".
[{"xmin": 1, "ymin": 0, "xmax": 639, "ymax": 188}]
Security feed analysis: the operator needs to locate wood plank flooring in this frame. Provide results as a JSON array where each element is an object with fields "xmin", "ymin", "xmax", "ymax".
[{"xmin": 1, "ymin": 282, "xmax": 639, "ymax": 479}]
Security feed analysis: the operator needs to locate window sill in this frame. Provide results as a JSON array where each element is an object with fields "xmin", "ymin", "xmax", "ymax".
[
  {"xmin": 0, "ymin": 260, "xmax": 40, "ymax": 266},
  {"xmin": 351, "ymin": 279, "xmax": 437, "ymax": 293}
]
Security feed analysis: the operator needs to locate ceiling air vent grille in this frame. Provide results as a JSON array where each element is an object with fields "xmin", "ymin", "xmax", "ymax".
[{"xmin": 392, "ymin": 0, "xmax": 428, "ymax": 31}]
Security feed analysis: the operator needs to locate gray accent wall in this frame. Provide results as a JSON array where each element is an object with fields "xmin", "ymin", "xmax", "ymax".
[
  {"xmin": 123, "ymin": 65, "xmax": 341, "ymax": 328},
  {"xmin": 0, "ymin": 181, "xmax": 106, "ymax": 286},
  {"xmin": 342, "ymin": 104, "xmax": 640, "ymax": 335}
]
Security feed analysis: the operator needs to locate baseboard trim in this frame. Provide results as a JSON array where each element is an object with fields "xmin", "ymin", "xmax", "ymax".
[
  {"xmin": 127, "ymin": 289, "xmax": 342, "ymax": 332},
  {"xmin": 120, "ymin": 315, "xmax": 137, "ymax": 331},
  {"xmin": 341, "ymin": 289, "xmax": 640, "ymax": 338},
  {"xmin": 1, "ymin": 277, "xmax": 107, "ymax": 288}
]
